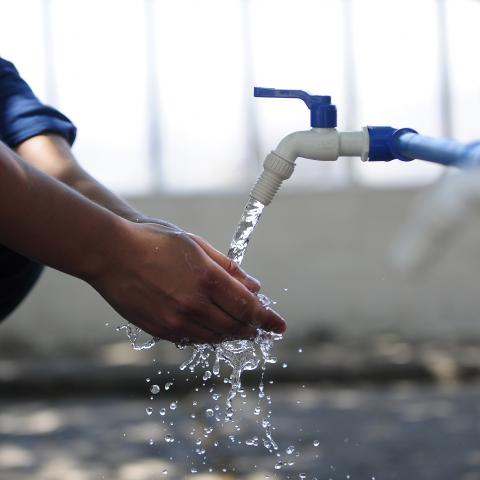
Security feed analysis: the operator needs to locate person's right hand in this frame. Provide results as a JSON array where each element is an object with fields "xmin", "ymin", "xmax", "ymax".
[{"xmin": 89, "ymin": 220, "xmax": 286, "ymax": 344}]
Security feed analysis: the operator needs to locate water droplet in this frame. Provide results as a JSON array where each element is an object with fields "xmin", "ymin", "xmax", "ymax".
[
  {"xmin": 162, "ymin": 469, "xmax": 168, "ymax": 475},
  {"xmin": 168, "ymin": 199, "xmax": 283, "ymax": 453},
  {"xmin": 145, "ymin": 407, "xmax": 153, "ymax": 416},
  {"xmin": 150, "ymin": 384, "xmax": 160, "ymax": 394},
  {"xmin": 313, "ymin": 439, "xmax": 320, "ymax": 447},
  {"xmin": 286, "ymin": 445, "xmax": 295, "ymax": 454},
  {"xmin": 164, "ymin": 381, "xmax": 173, "ymax": 390},
  {"xmin": 299, "ymin": 474, "xmax": 307, "ymax": 479},
  {"xmin": 298, "ymin": 348, "xmax": 303, "ymax": 353},
  {"xmin": 254, "ymin": 406, "xmax": 261, "ymax": 415},
  {"xmin": 149, "ymin": 438, "xmax": 154, "ymax": 445},
  {"xmin": 274, "ymin": 461, "xmax": 284, "ymax": 470},
  {"xmin": 146, "ymin": 377, "xmax": 151, "ymax": 382},
  {"xmin": 170, "ymin": 402, "xmax": 177, "ymax": 410},
  {"xmin": 283, "ymin": 288, "xmax": 288, "ymax": 292},
  {"xmin": 191, "ymin": 467, "xmax": 197, "ymax": 473},
  {"xmin": 164, "ymin": 434, "xmax": 174, "ymax": 443},
  {"xmin": 246, "ymin": 436, "xmax": 259, "ymax": 446},
  {"xmin": 282, "ymin": 363, "xmax": 288, "ymax": 368},
  {"xmin": 159, "ymin": 408, "xmax": 166, "ymax": 416}
]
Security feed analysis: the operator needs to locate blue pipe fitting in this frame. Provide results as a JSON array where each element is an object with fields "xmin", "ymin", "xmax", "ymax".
[
  {"xmin": 368, "ymin": 126, "xmax": 480, "ymax": 168},
  {"xmin": 254, "ymin": 87, "xmax": 337, "ymax": 128},
  {"xmin": 368, "ymin": 126, "xmax": 418, "ymax": 161}
]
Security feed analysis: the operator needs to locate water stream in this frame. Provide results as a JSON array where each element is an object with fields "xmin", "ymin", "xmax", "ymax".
[{"xmin": 119, "ymin": 197, "xmax": 282, "ymax": 451}]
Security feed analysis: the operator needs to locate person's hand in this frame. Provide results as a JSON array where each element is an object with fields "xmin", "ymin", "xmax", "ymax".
[
  {"xmin": 133, "ymin": 215, "xmax": 261, "ymax": 294},
  {"xmin": 89, "ymin": 220, "xmax": 286, "ymax": 344}
]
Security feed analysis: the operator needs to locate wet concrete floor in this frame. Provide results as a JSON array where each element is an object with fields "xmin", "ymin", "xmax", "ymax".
[{"xmin": 2, "ymin": 382, "xmax": 480, "ymax": 479}]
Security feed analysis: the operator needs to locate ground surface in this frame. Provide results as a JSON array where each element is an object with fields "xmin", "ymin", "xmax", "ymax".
[{"xmin": 2, "ymin": 382, "xmax": 480, "ymax": 480}]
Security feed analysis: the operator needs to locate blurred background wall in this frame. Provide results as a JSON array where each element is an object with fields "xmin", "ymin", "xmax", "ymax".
[{"xmin": 1, "ymin": 0, "xmax": 480, "ymax": 355}]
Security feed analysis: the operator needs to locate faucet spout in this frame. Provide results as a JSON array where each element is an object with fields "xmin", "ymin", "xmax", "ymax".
[{"xmin": 250, "ymin": 127, "xmax": 369, "ymax": 205}]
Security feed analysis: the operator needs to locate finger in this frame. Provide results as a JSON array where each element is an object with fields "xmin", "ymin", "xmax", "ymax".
[
  {"xmin": 189, "ymin": 234, "xmax": 261, "ymax": 293},
  {"xmin": 207, "ymin": 268, "xmax": 286, "ymax": 334},
  {"xmin": 193, "ymin": 302, "xmax": 258, "ymax": 340},
  {"xmin": 132, "ymin": 306, "xmax": 222, "ymax": 345},
  {"xmin": 168, "ymin": 318, "xmax": 223, "ymax": 345}
]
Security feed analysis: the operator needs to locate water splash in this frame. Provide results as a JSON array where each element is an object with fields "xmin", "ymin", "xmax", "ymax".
[
  {"xmin": 119, "ymin": 197, "xmax": 282, "ymax": 450},
  {"xmin": 181, "ymin": 197, "xmax": 282, "ymax": 449},
  {"xmin": 227, "ymin": 197, "xmax": 265, "ymax": 265},
  {"xmin": 116, "ymin": 324, "xmax": 159, "ymax": 350}
]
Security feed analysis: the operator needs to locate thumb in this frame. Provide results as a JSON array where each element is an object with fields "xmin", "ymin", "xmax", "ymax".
[{"xmin": 188, "ymin": 234, "xmax": 261, "ymax": 293}]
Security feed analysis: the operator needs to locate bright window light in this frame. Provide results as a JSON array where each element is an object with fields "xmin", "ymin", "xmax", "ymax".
[
  {"xmin": 0, "ymin": 0, "xmax": 478, "ymax": 194},
  {"xmin": 151, "ymin": 0, "xmax": 247, "ymax": 193}
]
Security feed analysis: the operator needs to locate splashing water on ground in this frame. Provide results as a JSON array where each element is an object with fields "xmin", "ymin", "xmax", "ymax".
[
  {"xmin": 119, "ymin": 197, "xmax": 282, "ymax": 451},
  {"xmin": 180, "ymin": 198, "xmax": 282, "ymax": 449}
]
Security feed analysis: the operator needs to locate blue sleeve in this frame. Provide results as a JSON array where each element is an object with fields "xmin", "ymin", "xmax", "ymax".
[{"xmin": 0, "ymin": 58, "xmax": 76, "ymax": 148}]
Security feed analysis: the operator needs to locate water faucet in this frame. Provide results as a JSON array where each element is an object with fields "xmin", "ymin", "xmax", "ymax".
[
  {"xmin": 250, "ymin": 87, "xmax": 369, "ymax": 205},
  {"xmin": 250, "ymin": 87, "xmax": 480, "ymax": 206}
]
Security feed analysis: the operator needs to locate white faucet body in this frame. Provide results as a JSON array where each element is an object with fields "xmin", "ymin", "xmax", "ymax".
[{"xmin": 250, "ymin": 127, "xmax": 370, "ymax": 205}]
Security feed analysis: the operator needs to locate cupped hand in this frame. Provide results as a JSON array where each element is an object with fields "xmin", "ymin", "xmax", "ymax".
[
  {"xmin": 136, "ymin": 215, "xmax": 262, "ymax": 294},
  {"xmin": 91, "ymin": 220, "xmax": 286, "ymax": 344}
]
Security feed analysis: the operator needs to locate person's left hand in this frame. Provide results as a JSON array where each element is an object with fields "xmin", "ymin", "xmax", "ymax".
[{"xmin": 134, "ymin": 215, "xmax": 262, "ymax": 294}]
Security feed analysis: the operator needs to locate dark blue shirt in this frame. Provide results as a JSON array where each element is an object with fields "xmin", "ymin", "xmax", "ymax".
[{"xmin": 0, "ymin": 58, "xmax": 76, "ymax": 148}]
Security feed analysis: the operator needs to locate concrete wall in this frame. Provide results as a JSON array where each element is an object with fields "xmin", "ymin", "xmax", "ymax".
[{"xmin": 3, "ymin": 186, "xmax": 480, "ymax": 355}]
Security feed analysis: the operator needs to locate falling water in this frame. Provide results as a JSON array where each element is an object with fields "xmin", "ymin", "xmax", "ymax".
[
  {"xmin": 119, "ymin": 197, "xmax": 282, "ymax": 451},
  {"xmin": 227, "ymin": 197, "xmax": 265, "ymax": 264},
  {"xmin": 180, "ymin": 197, "xmax": 282, "ymax": 449}
]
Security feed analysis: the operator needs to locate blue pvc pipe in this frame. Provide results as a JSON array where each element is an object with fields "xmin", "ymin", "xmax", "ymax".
[{"xmin": 392, "ymin": 132, "xmax": 480, "ymax": 169}]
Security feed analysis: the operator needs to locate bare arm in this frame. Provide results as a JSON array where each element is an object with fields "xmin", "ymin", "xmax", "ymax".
[
  {"xmin": 15, "ymin": 133, "xmax": 260, "ymax": 289},
  {"xmin": 1, "ymin": 141, "xmax": 286, "ymax": 342},
  {"xmin": 15, "ymin": 133, "xmax": 144, "ymax": 222},
  {"xmin": 0, "ymin": 140, "xmax": 120, "ymax": 280}
]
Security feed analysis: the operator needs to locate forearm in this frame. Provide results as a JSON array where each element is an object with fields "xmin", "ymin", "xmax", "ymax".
[
  {"xmin": 1, "ymin": 140, "xmax": 286, "ymax": 343},
  {"xmin": 0, "ymin": 141, "xmax": 124, "ymax": 280},
  {"xmin": 15, "ymin": 134, "xmax": 144, "ymax": 222}
]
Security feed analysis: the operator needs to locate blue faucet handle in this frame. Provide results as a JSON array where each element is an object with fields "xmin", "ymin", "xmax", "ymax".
[{"xmin": 253, "ymin": 87, "xmax": 337, "ymax": 128}]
